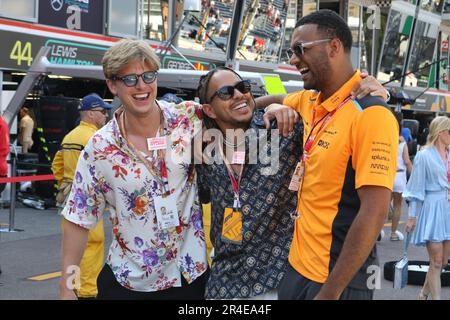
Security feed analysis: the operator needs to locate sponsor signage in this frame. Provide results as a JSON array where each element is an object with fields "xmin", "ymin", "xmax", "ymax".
[
  {"xmin": 162, "ymin": 56, "xmax": 215, "ymax": 71},
  {"xmin": 45, "ymin": 39, "xmax": 107, "ymax": 65},
  {"xmin": 391, "ymin": 87, "xmax": 450, "ymax": 113},
  {"xmin": 38, "ymin": 0, "xmax": 104, "ymax": 34},
  {"xmin": 0, "ymin": 29, "xmax": 108, "ymax": 71}
]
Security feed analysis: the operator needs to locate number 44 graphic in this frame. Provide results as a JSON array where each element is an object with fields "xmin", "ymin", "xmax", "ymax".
[{"xmin": 10, "ymin": 41, "xmax": 33, "ymax": 67}]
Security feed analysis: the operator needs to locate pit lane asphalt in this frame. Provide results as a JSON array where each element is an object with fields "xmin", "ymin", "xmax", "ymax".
[{"xmin": 0, "ymin": 202, "xmax": 449, "ymax": 300}]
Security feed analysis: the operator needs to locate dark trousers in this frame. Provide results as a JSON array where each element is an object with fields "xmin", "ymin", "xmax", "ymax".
[
  {"xmin": 97, "ymin": 264, "xmax": 209, "ymax": 300},
  {"xmin": 278, "ymin": 264, "xmax": 373, "ymax": 300}
]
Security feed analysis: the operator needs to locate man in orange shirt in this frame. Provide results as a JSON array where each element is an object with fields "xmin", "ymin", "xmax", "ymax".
[{"xmin": 258, "ymin": 10, "xmax": 398, "ymax": 300}]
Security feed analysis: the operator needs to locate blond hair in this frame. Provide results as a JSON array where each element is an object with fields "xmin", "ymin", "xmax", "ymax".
[
  {"xmin": 426, "ymin": 116, "xmax": 450, "ymax": 147},
  {"xmin": 102, "ymin": 39, "xmax": 161, "ymax": 79}
]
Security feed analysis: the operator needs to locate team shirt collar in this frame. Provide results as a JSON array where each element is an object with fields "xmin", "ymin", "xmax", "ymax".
[{"xmin": 316, "ymin": 70, "xmax": 361, "ymax": 112}]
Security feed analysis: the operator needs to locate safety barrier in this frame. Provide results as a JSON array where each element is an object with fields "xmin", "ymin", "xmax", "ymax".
[{"xmin": 0, "ymin": 156, "xmax": 55, "ymax": 233}]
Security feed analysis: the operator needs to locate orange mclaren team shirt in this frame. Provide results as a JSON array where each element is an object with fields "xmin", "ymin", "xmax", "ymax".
[{"xmin": 283, "ymin": 70, "xmax": 398, "ymax": 287}]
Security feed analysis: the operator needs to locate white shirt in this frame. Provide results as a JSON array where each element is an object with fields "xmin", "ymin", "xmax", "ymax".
[{"xmin": 62, "ymin": 100, "xmax": 207, "ymax": 292}]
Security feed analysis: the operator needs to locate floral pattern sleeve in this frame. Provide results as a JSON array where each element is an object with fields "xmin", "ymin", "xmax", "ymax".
[{"xmin": 61, "ymin": 138, "xmax": 110, "ymax": 230}]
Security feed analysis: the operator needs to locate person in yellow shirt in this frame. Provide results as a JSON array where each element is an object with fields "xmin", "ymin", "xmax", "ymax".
[{"xmin": 52, "ymin": 93, "xmax": 111, "ymax": 299}]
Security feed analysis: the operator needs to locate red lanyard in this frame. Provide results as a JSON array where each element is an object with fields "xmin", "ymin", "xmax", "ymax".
[
  {"xmin": 120, "ymin": 106, "xmax": 170, "ymax": 196},
  {"xmin": 219, "ymin": 144, "xmax": 244, "ymax": 210},
  {"xmin": 302, "ymin": 96, "xmax": 351, "ymax": 160}
]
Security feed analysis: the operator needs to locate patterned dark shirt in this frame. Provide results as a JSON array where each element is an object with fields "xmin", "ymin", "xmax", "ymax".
[{"xmin": 197, "ymin": 109, "xmax": 303, "ymax": 299}]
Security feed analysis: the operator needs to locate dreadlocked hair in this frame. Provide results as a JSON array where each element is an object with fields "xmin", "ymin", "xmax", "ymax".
[{"xmin": 196, "ymin": 66, "xmax": 244, "ymax": 130}]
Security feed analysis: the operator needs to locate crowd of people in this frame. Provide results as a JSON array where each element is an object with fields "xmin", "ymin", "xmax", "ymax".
[
  {"xmin": 56, "ymin": 9, "xmax": 401, "ymax": 301},
  {"xmin": 0, "ymin": 9, "xmax": 448, "ymax": 300}
]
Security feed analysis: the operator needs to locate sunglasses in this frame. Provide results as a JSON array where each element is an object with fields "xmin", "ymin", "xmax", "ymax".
[
  {"xmin": 90, "ymin": 109, "xmax": 108, "ymax": 115},
  {"xmin": 112, "ymin": 71, "xmax": 158, "ymax": 87},
  {"xmin": 208, "ymin": 80, "xmax": 252, "ymax": 103},
  {"xmin": 286, "ymin": 38, "xmax": 332, "ymax": 59}
]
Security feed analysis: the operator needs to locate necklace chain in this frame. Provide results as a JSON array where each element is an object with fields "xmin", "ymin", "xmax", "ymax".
[{"xmin": 223, "ymin": 133, "xmax": 245, "ymax": 149}]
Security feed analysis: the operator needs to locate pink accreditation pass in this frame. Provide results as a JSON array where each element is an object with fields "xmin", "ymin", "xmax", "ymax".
[
  {"xmin": 147, "ymin": 137, "xmax": 167, "ymax": 151},
  {"xmin": 232, "ymin": 151, "xmax": 246, "ymax": 164}
]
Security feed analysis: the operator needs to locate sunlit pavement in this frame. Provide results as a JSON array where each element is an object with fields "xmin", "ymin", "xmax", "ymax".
[{"xmin": 0, "ymin": 201, "xmax": 448, "ymax": 300}]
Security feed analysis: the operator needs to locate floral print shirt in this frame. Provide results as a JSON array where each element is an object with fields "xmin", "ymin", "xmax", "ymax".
[{"xmin": 62, "ymin": 100, "xmax": 207, "ymax": 292}]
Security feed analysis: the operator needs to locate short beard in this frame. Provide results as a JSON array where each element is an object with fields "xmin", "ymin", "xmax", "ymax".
[{"xmin": 303, "ymin": 49, "xmax": 331, "ymax": 92}]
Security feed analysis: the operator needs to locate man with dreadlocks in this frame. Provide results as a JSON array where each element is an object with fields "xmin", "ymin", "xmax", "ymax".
[
  {"xmin": 194, "ymin": 66, "xmax": 386, "ymax": 299},
  {"xmin": 196, "ymin": 67, "xmax": 302, "ymax": 300}
]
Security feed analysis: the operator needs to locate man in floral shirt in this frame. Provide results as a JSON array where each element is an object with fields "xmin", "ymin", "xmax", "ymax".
[{"xmin": 59, "ymin": 39, "xmax": 208, "ymax": 299}]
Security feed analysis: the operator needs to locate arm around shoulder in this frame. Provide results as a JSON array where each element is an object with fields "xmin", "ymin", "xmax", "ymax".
[{"xmin": 255, "ymin": 94, "xmax": 287, "ymax": 109}]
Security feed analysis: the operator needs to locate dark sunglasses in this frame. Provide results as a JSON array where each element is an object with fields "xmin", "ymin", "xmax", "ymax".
[
  {"xmin": 112, "ymin": 71, "xmax": 158, "ymax": 87},
  {"xmin": 90, "ymin": 109, "xmax": 108, "ymax": 115},
  {"xmin": 208, "ymin": 80, "xmax": 252, "ymax": 103},
  {"xmin": 286, "ymin": 38, "xmax": 332, "ymax": 59}
]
